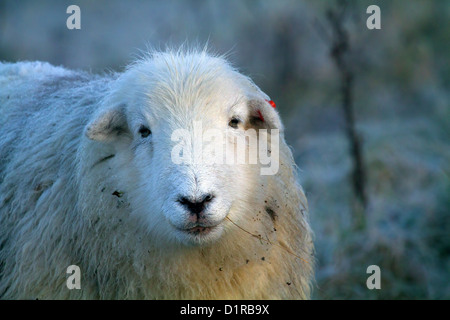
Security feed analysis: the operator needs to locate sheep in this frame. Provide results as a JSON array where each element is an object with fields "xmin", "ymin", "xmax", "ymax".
[{"xmin": 0, "ymin": 49, "xmax": 314, "ymax": 299}]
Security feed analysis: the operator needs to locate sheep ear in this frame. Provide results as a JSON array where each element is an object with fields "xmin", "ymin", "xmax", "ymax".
[
  {"xmin": 85, "ymin": 104, "xmax": 129, "ymax": 141},
  {"xmin": 247, "ymin": 99, "xmax": 283, "ymax": 132},
  {"xmin": 241, "ymin": 79, "xmax": 283, "ymax": 131}
]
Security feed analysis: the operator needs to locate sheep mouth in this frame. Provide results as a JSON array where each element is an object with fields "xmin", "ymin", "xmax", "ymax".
[
  {"xmin": 172, "ymin": 222, "xmax": 225, "ymax": 244},
  {"xmin": 178, "ymin": 225, "xmax": 217, "ymax": 236}
]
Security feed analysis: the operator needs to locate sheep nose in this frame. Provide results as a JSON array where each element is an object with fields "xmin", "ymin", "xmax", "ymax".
[{"xmin": 177, "ymin": 194, "xmax": 214, "ymax": 215}]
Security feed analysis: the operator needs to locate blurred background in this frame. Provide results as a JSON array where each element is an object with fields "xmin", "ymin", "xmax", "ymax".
[{"xmin": 1, "ymin": 0, "xmax": 448, "ymax": 299}]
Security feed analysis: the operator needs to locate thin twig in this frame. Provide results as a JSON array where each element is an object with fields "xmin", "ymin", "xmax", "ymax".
[{"xmin": 325, "ymin": 1, "xmax": 368, "ymax": 226}]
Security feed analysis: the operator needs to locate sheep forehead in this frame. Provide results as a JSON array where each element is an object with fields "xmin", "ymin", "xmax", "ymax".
[{"xmin": 136, "ymin": 54, "xmax": 246, "ymax": 125}]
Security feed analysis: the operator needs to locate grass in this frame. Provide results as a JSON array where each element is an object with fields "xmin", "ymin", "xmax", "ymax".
[{"xmin": 295, "ymin": 111, "xmax": 449, "ymax": 299}]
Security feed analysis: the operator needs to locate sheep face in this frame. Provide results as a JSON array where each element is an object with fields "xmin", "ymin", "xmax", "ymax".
[{"xmin": 84, "ymin": 53, "xmax": 282, "ymax": 246}]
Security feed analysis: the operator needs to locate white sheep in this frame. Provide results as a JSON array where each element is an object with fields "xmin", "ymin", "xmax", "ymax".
[{"xmin": 0, "ymin": 49, "xmax": 314, "ymax": 299}]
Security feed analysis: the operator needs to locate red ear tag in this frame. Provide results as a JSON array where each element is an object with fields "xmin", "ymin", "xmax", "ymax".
[
  {"xmin": 266, "ymin": 99, "xmax": 276, "ymax": 108},
  {"xmin": 257, "ymin": 109, "xmax": 265, "ymax": 122}
]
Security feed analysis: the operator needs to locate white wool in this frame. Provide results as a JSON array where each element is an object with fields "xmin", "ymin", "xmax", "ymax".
[{"xmin": 0, "ymin": 50, "xmax": 314, "ymax": 299}]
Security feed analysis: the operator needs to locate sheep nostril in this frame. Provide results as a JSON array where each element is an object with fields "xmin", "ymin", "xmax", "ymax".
[
  {"xmin": 177, "ymin": 194, "xmax": 214, "ymax": 215},
  {"xmin": 203, "ymin": 194, "xmax": 214, "ymax": 203}
]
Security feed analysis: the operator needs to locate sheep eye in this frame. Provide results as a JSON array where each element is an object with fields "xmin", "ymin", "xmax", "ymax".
[
  {"xmin": 138, "ymin": 125, "xmax": 152, "ymax": 138},
  {"xmin": 228, "ymin": 117, "xmax": 240, "ymax": 129}
]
